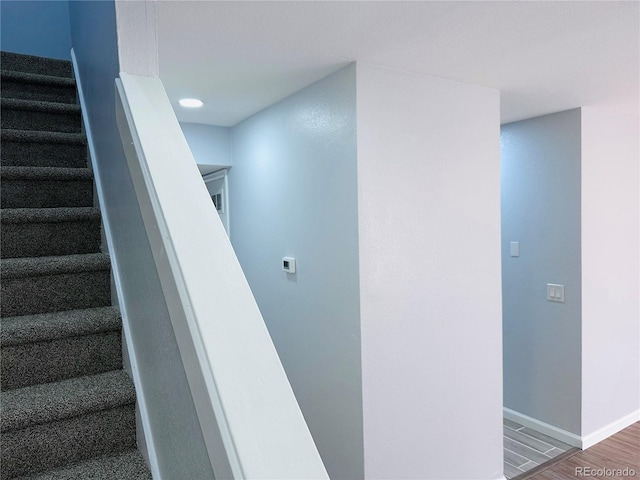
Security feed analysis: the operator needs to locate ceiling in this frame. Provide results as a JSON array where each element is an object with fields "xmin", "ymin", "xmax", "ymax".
[{"xmin": 157, "ymin": 1, "xmax": 639, "ymax": 127}]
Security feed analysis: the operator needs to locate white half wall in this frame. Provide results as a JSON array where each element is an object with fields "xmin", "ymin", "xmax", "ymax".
[
  {"xmin": 581, "ymin": 107, "xmax": 640, "ymax": 444},
  {"xmin": 356, "ymin": 63, "xmax": 503, "ymax": 479}
]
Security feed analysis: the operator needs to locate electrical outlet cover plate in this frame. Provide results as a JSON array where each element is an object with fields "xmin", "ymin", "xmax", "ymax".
[{"xmin": 282, "ymin": 257, "xmax": 296, "ymax": 273}]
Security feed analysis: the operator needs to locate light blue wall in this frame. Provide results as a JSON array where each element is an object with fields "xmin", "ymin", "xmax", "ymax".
[
  {"xmin": 501, "ymin": 109, "xmax": 582, "ymax": 434},
  {"xmin": 67, "ymin": 2, "xmax": 213, "ymax": 477},
  {"xmin": 180, "ymin": 122, "xmax": 232, "ymax": 168},
  {"xmin": 1, "ymin": 0, "xmax": 72, "ymax": 60},
  {"xmin": 229, "ymin": 64, "xmax": 363, "ymax": 480}
]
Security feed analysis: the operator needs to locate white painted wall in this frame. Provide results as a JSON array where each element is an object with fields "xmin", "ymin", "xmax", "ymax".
[
  {"xmin": 581, "ymin": 107, "xmax": 640, "ymax": 444},
  {"xmin": 501, "ymin": 110, "xmax": 583, "ymax": 435},
  {"xmin": 180, "ymin": 122, "xmax": 232, "ymax": 170},
  {"xmin": 114, "ymin": 0, "xmax": 158, "ymax": 77},
  {"xmin": 356, "ymin": 63, "xmax": 503, "ymax": 480},
  {"xmin": 229, "ymin": 64, "xmax": 363, "ymax": 480}
]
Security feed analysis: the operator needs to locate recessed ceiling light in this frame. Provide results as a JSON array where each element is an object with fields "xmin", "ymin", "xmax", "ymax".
[{"xmin": 179, "ymin": 98, "xmax": 203, "ymax": 108}]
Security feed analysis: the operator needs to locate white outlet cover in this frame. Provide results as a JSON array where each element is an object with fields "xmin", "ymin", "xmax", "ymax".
[{"xmin": 282, "ymin": 257, "xmax": 296, "ymax": 273}]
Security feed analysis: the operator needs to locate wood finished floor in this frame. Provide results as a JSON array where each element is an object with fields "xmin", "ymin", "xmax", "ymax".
[
  {"xmin": 525, "ymin": 421, "xmax": 640, "ymax": 480},
  {"xmin": 503, "ymin": 418, "xmax": 574, "ymax": 479}
]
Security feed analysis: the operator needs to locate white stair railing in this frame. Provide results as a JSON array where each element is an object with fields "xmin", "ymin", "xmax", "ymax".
[{"xmin": 115, "ymin": 72, "xmax": 328, "ymax": 480}]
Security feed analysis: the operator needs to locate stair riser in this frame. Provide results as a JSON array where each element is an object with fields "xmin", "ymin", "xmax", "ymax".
[
  {"xmin": 1, "ymin": 81, "xmax": 76, "ymax": 104},
  {"xmin": 25, "ymin": 450, "xmax": 152, "ymax": 480},
  {"xmin": 1, "ymin": 270, "xmax": 111, "ymax": 317},
  {"xmin": 1, "ymin": 220, "xmax": 101, "ymax": 258},
  {"xmin": 0, "ymin": 178, "xmax": 93, "ymax": 208},
  {"xmin": 0, "ymin": 139, "xmax": 87, "ymax": 168},
  {"xmin": 1, "ymin": 52, "xmax": 73, "ymax": 78},
  {"xmin": 1, "ymin": 404, "xmax": 136, "ymax": 479},
  {"xmin": 1, "ymin": 107, "xmax": 81, "ymax": 134},
  {"xmin": 1, "ymin": 331, "xmax": 122, "ymax": 390}
]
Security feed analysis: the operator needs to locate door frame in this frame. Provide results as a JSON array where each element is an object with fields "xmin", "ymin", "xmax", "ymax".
[{"xmin": 203, "ymin": 168, "xmax": 230, "ymax": 237}]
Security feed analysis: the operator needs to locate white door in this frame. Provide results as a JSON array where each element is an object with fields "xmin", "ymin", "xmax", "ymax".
[{"xmin": 204, "ymin": 169, "xmax": 229, "ymax": 236}]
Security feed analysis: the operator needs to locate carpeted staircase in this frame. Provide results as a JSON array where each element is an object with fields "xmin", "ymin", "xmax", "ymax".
[{"xmin": 1, "ymin": 52, "xmax": 152, "ymax": 479}]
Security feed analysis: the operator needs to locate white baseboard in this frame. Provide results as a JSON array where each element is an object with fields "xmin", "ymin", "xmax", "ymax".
[
  {"xmin": 581, "ymin": 409, "xmax": 640, "ymax": 450},
  {"xmin": 503, "ymin": 407, "xmax": 582, "ymax": 448},
  {"xmin": 71, "ymin": 48, "xmax": 160, "ymax": 479},
  {"xmin": 505, "ymin": 407, "xmax": 640, "ymax": 450}
]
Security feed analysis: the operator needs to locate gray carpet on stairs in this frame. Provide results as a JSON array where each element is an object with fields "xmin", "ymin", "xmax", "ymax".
[
  {"xmin": 1, "ymin": 98, "xmax": 82, "ymax": 134},
  {"xmin": 1, "ymin": 52, "xmax": 73, "ymax": 77},
  {"xmin": 1, "ymin": 70, "xmax": 77, "ymax": 104},
  {"xmin": 1, "ymin": 207, "xmax": 102, "ymax": 258},
  {"xmin": 1, "ymin": 329, "xmax": 123, "ymax": 390},
  {"xmin": 2, "ymin": 405, "xmax": 137, "ymax": 479},
  {"xmin": 18, "ymin": 450, "xmax": 151, "ymax": 480},
  {"xmin": 1, "ymin": 307, "xmax": 121, "ymax": 346},
  {"xmin": 1, "ymin": 370, "xmax": 135, "ymax": 432},
  {"xmin": 1, "ymin": 50, "xmax": 152, "ymax": 479},
  {"xmin": 0, "ymin": 129, "xmax": 87, "ymax": 168},
  {"xmin": 1, "ymin": 308, "xmax": 123, "ymax": 390},
  {"xmin": 1, "ymin": 166, "xmax": 94, "ymax": 208},
  {"xmin": 1, "ymin": 253, "xmax": 112, "ymax": 316}
]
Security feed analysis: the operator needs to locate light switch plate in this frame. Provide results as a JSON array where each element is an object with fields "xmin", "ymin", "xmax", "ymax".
[
  {"xmin": 547, "ymin": 283, "xmax": 565, "ymax": 303},
  {"xmin": 510, "ymin": 241, "xmax": 520, "ymax": 257}
]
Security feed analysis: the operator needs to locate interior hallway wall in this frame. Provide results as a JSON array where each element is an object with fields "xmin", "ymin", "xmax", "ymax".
[
  {"xmin": 180, "ymin": 122, "xmax": 232, "ymax": 168},
  {"xmin": 229, "ymin": 64, "xmax": 363, "ymax": 480},
  {"xmin": 356, "ymin": 63, "xmax": 503, "ymax": 479},
  {"xmin": 1, "ymin": 0, "xmax": 72, "ymax": 60},
  {"xmin": 501, "ymin": 109, "xmax": 583, "ymax": 435}
]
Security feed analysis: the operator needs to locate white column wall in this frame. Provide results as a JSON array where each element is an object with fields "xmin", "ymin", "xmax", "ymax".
[
  {"xmin": 581, "ymin": 107, "xmax": 640, "ymax": 446},
  {"xmin": 356, "ymin": 63, "xmax": 503, "ymax": 480},
  {"xmin": 114, "ymin": 0, "xmax": 158, "ymax": 77}
]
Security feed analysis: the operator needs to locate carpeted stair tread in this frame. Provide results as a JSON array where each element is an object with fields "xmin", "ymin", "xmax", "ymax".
[
  {"xmin": 0, "ymin": 129, "xmax": 88, "ymax": 169},
  {"xmin": 0, "ymin": 166, "xmax": 94, "ymax": 208},
  {"xmin": 1, "ymin": 404, "xmax": 136, "ymax": 479},
  {"xmin": 1, "ymin": 70, "xmax": 76, "ymax": 87},
  {"xmin": 1, "ymin": 208, "xmax": 102, "ymax": 258},
  {"xmin": 0, "ymin": 207, "xmax": 100, "ymax": 224},
  {"xmin": 1, "ymin": 299, "xmax": 121, "ymax": 388},
  {"xmin": 1, "ymin": 307, "xmax": 120, "ymax": 347},
  {"xmin": 1, "ymin": 98, "xmax": 81, "ymax": 115},
  {"xmin": 1, "ymin": 99, "xmax": 82, "ymax": 134},
  {"xmin": 0, "ymin": 52, "xmax": 72, "ymax": 78},
  {"xmin": 0, "ymin": 253, "xmax": 110, "ymax": 279},
  {"xmin": 1, "ymin": 70, "xmax": 77, "ymax": 103},
  {"xmin": 1, "ymin": 129, "xmax": 86, "ymax": 145},
  {"xmin": 1, "ymin": 370, "xmax": 135, "ymax": 433},
  {"xmin": 19, "ymin": 449, "xmax": 152, "ymax": 480},
  {"xmin": 0, "ymin": 166, "xmax": 92, "ymax": 180}
]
